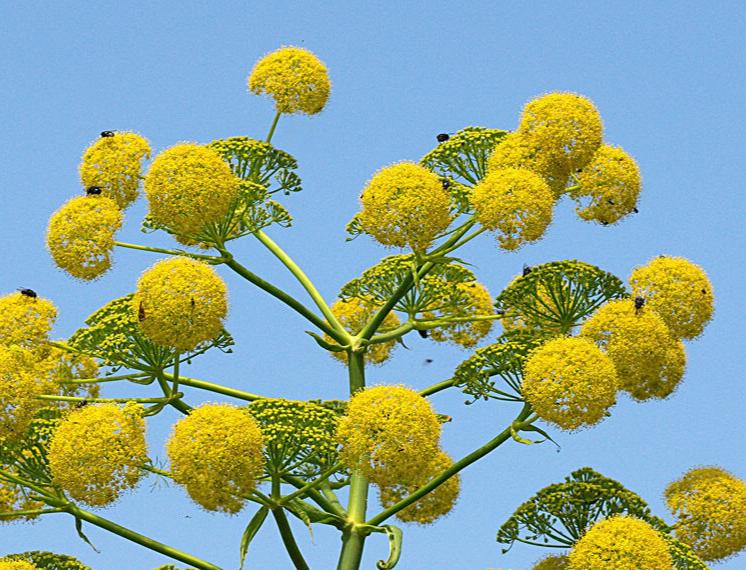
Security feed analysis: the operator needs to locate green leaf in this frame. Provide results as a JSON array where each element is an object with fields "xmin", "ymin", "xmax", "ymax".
[
  {"xmin": 286, "ymin": 499, "xmax": 346, "ymax": 530},
  {"xmin": 74, "ymin": 517, "xmax": 100, "ymax": 553},
  {"xmin": 239, "ymin": 506, "xmax": 269, "ymax": 569},
  {"xmin": 376, "ymin": 525, "xmax": 403, "ymax": 570}
]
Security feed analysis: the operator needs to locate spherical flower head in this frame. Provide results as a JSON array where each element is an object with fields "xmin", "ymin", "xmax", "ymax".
[
  {"xmin": 248, "ymin": 46, "xmax": 331, "ymax": 115},
  {"xmin": 531, "ymin": 554, "xmax": 569, "ymax": 570},
  {"xmin": 46, "ymin": 195, "xmax": 123, "ymax": 281},
  {"xmin": 522, "ymin": 336, "xmax": 617, "ymax": 431},
  {"xmin": 0, "ymin": 292, "xmax": 57, "ymax": 349},
  {"xmin": 580, "ymin": 298, "xmax": 685, "ymax": 401},
  {"xmin": 428, "ymin": 282, "xmax": 495, "ymax": 348},
  {"xmin": 144, "ymin": 143, "xmax": 240, "ymax": 239},
  {"xmin": 568, "ymin": 516, "xmax": 674, "ymax": 569},
  {"xmin": 80, "ymin": 132, "xmax": 151, "ymax": 209},
  {"xmin": 358, "ymin": 162, "xmax": 452, "ymax": 252},
  {"xmin": 470, "ymin": 168, "xmax": 555, "ymax": 251},
  {"xmin": 665, "ymin": 466, "xmax": 746, "ymax": 561},
  {"xmin": 488, "ymin": 132, "xmax": 569, "ymax": 196},
  {"xmin": 336, "ymin": 385, "xmax": 441, "ymax": 486},
  {"xmin": 326, "ymin": 297, "xmax": 401, "ymax": 365},
  {"xmin": 0, "ymin": 560, "xmax": 39, "ymax": 570},
  {"xmin": 133, "ymin": 257, "xmax": 228, "ymax": 351},
  {"xmin": 378, "ymin": 450, "xmax": 459, "ymax": 525},
  {"xmin": 48, "ymin": 402, "xmax": 147, "ymax": 507},
  {"xmin": 570, "ymin": 144, "xmax": 641, "ymax": 225},
  {"xmin": 0, "ymin": 346, "xmax": 44, "ymax": 442},
  {"xmin": 629, "ymin": 256, "xmax": 714, "ymax": 339},
  {"xmin": 517, "ymin": 92, "xmax": 604, "ymax": 175},
  {"xmin": 167, "ymin": 403, "xmax": 264, "ymax": 514}
]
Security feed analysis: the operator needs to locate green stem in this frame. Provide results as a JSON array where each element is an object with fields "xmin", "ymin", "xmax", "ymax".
[
  {"xmin": 64, "ymin": 504, "xmax": 221, "ymax": 570},
  {"xmin": 272, "ymin": 507, "xmax": 310, "ymax": 570},
  {"xmin": 255, "ymin": 230, "xmax": 348, "ymax": 338},
  {"xmin": 155, "ymin": 372, "xmax": 192, "ymax": 415},
  {"xmin": 367, "ymin": 322, "xmax": 414, "ymax": 344},
  {"xmin": 57, "ymin": 372, "xmax": 149, "ymax": 385},
  {"xmin": 366, "ymin": 404, "xmax": 532, "ymax": 526},
  {"xmin": 36, "ymin": 395, "xmax": 176, "ymax": 404},
  {"xmin": 419, "ymin": 378, "xmax": 456, "ymax": 397},
  {"xmin": 282, "ymin": 475, "xmax": 346, "ymax": 517},
  {"xmin": 114, "ymin": 241, "xmax": 223, "ymax": 262},
  {"xmin": 161, "ymin": 373, "xmax": 264, "ymax": 402},
  {"xmin": 266, "ymin": 111, "xmax": 282, "ymax": 143},
  {"xmin": 280, "ymin": 463, "xmax": 343, "ymax": 505},
  {"xmin": 0, "ymin": 507, "xmax": 64, "ymax": 518}
]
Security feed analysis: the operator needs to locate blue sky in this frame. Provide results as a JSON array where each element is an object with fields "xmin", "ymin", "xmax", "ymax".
[{"xmin": 1, "ymin": 2, "xmax": 745, "ymax": 568}]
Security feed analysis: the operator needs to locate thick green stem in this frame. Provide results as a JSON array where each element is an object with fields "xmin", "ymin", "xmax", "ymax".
[
  {"xmin": 419, "ymin": 378, "xmax": 456, "ymax": 397},
  {"xmin": 272, "ymin": 507, "xmax": 310, "ymax": 570},
  {"xmin": 161, "ymin": 372, "xmax": 263, "ymax": 402},
  {"xmin": 266, "ymin": 111, "xmax": 282, "ymax": 143},
  {"xmin": 64, "ymin": 504, "xmax": 220, "ymax": 570},
  {"xmin": 366, "ymin": 404, "xmax": 532, "ymax": 526},
  {"xmin": 36, "ymin": 395, "xmax": 175, "ymax": 404}
]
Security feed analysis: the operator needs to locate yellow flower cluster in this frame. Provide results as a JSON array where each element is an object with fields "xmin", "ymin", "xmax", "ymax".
[
  {"xmin": 48, "ymin": 402, "xmax": 148, "ymax": 507},
  {"xmin": 358, "ymin": 162, "xmax": 452, "ymax": 252},
  {"xmin": 0, "ymin": 560, "xmax": 38, "ymax": 570},
  {"xmin": 144, "ymin": 143, "xmax": 240, "ymax": 239},
  {"xmin": 580, "ymin": 299, "xmax": 686, "ymax": 401},
  {"xmin": 522, "ymin": 337, "xmax": 617, "ymax": 431},
  {"xmin": 46, "ymin": 195, "xmax": 123, "ymax": 280},
  {"xmin": 80, "ymin": 132, "xmax": 151, "ymax": 209},
  {"xmin": 327, "ymin": 297, "xmax": 400, "ymax": 365},
  {"xmin": 248, "ymin": 46, "xmax": 331, "ymax": 115},
  {"xmin": 568, "ymin": 516, "xmax": 674, "ymax": 569},
  {"xmin": 531, "ymin": 555, "xmax": 569, "ymax": 570},
  {"xmin": 0, "ymin": 479, "xmax": 43, "ymax": 522},
  {"xmin": 427, "ymin": 282, "xmax": 495, "ymax": 348},
  {"xmin": 0, "ymin": 346, "xmax": 44, "ymax": 442},
  {"xmin": 570, "ymin": 145, "xmax": 641, "ymax": 225},
  {"xmin": 0, "ymin": 292, "xmax": 57, "ymax": 348},
  {"xmin": 336, "ymin": 385, "xmax": 441, "ymax": 486},
  {"xmin": 133, "ymin": 257, "xmax": 228, "ymax": 351},
  {"xmin": 629, "ymin": 256, "xmax": 714, "ymax": 339},
  {"xmin": 470, "ymin": 168, "xmax": 554, "ymax": 250},
  {"xmin": 378, "ymin": 450, "xmax": 459, "ymax": 525},
  {"xmin": 167, "ymin": 403, "xmax": 264, "ymax": 514},
  {"xmin": 665, "ymin": 467, "xmax": 746, "ymax": 561}
]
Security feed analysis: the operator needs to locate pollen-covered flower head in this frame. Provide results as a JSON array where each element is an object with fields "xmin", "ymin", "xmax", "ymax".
[
  {"xmin": 568, "ymin": 516, "xmax": 674, "ymax": 569},
  {"xmin": 531, "ymin": 555, "xmax": 569, "ymax": 570},
  {"xmin": 0, "ymin": 292, "xmax": 57, "ymax": 349},
  {"xmin": 144, "ymin": 143, "xmax": 240, "ymax": 239},
  {"xmin": 378, "ymin": 450, "xmax": 459, "ymax": 525},
  {"xmin": 79, "ymin": 132, "xmax": 151, "ymax": 209},
  {"xmin": 470, "ymin": 168, "xmax": 554, "ymax": 251},
  {"xmin": 665, "ymin": 466, "xmax": 746, "ymax": 561},
  {"xmin": 0, "ymin": 560, "xmax": 39, "ymax": 570},
  {"xmin": 166, "ymin": 403, "xmax": 264, "ymax": 514},
  {"xmin": 0, "ymin": 347, "xmax": 45, "ymax": 443},
  {"xmin": 48, "ymin": 402, "xmax": 147, "ymax": 507},
  {"xmin": 133, "ymin": 257, "xmax": 228, "ymax": 351},
  {"xmin": 517, "ymin": 92, "xmax": 604, "ymax": 175},
  {"xmin": 522, "ymin": 336, "xmax": 617, "ymax": 431},
  {"xmin": 427, "ymin": 281, "xmax": 495, "ymax": 348},
  {"xmin": 248, "ymin": 46, "xmax": 331, "ymax": 115},
  {"xmin": 570, "ymin": 144, "xmax": 641, "ymax": 225},
  {"xmin": 629, "ymin": 256, "xmax": 714, "ymax": 339},
  {"xmin": 46, "ymin": 195, "xmax": 123, "ymax": 281},
  {"xmin": 580, "ymin": 298, "xmax": 685, "ymax": 401},
  {"xmin": 358, "ymin": 162, "xmax": 452, "ymax": 252},
  {"xmin": 336, "ymin": 385, "xmax": 441, "ymax": 486},
  {"xmin": 326, "ymin": 297, "xmax": 400, "ymax": 365}
]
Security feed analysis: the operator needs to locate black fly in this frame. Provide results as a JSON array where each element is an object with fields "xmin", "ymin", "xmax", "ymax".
[
  {"xmin": 418, "ymin": 330, "xmax": 429, "ymax": 339},
  {"xmin": 86, "ymin": 186, "xmax": 103, "ymax": 195},
  {"xmin": 522, "ymin": 264, "xmax": 532, "ymax": 277},
  {"xmin": 436, "ymin": 133, "xmax": 450, "ymax": 143},
  {"xmin": 18, "ymin": 288, "xmax": 37, "ymax": 298},
  {"xmin": 634, "ymin": 296, "xmax": 646, "ymax": 313},
  {"xmin": 100, "ymin": 131, "xmax": 115, "ymax": 137}
]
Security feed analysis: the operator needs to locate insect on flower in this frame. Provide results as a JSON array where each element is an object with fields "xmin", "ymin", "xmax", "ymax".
[
  {"xmin": 436, "ymin": 133, "xmax": 450, "ymax": 143},
  {"xmin": 18, "ymin": 288, "xmax": 37, "ymax": 298},
  {"xmin": 522, "ymin": 264, "xmax": 533, "ymax": 277},
  {"xmin": 418, "ymin": 329, "xmax": 429, "ymax": 339},
  {"xmin": 100, "ymin": 131, "xmax": 115, "ymax": 137},
  {"xmin": 138, "ymin": 302, "xmax": 146, "ymax": 322},
  {"xmin": 634, "ymin": 296, "xmax": 646, "ymax": 313},
  {"xmin": 86, "ymin": 186, "xmax": 103, "ymax": 195}
]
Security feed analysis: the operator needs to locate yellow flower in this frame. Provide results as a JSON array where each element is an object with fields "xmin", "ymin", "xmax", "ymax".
[
  {"xmin": 48, "ymin": 402, "xmax": 148, "ymax": 507},
  {"xmin": 79, "ymin": 132, "xmax": 151, "ymax": 209},
  {"xmin": 248, "ymin": 46, "xmax": 331, "ymax": 115},
  {"xmin": 327, "ymin": 297, "xmax": 400, "ymax": 365},
  {"xmin": 580, "ymin": 299, "xmax": 685, "ymax": 401},
  {"xmin": 522, "ymin": 336, "xmax": 617, "ymax": 431},
  {"xmin": 144, "ymin": 143, "xmax": 240, "ymax": 239},
  {"xmin": 427, "ymin": 282, "xmax": 495, "ymax": 348},
  {"xmin": 470, "ymin": 168, "xmax": 554, "ymax": 251},
  {"xmin": 0, "ymin": 559, "xmax": 39, "ymax": 570},
  {"xmin": 336, "ymin": 385, "xmax": 441, "ymax": 486},
  {"xmin": 0, "ymin": 346, "xmax": 44, "ymax": 442},
  {"xmin": 531, "ymin": 555, "xmax": 569, "ymax": 570},
  {"xmin": 517, "ymin": 92, "xmax": 604, "ymax": 175},
  {"xmin": 46, "ymin": 195, "xmax": 123, "ymax": 281},
  {"xmin": 167, "ymin": 403, "xmax": 264, "ymax": 514},
  {"xmin": 0, "ymin": 292, "xmax": 57, "ymax": 349},
  {"xmin": 0, "ymin": 479, "xmax": 44, "ymax": 523},
  {"xmin": 133, "ymin": 257, "xmax": 228, "ymax": 351},
  {"xmin": 487, "ymin": 132, "xmax": 569, "ymax": 196},
  {"xmin": 358, "ymin": 162, "xmax": 452, "ymax": 252},
  {"xmin": 378, "ymin": 450, "xmax": 459, "ymax": 525},
  {"xmin": 570, "ymin": 145, "xmax": 641, "ymax": 225},
  {"xmin": 665, "ymin": 466, "xmax": 746, "ymax": 561},
  {"xmin": 629, "ymin": 256, "xmax": 714, "ymax": 339},
  {"xmin": 568, "ymin": 516, "xmax": 674, "ymax": 569}
]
